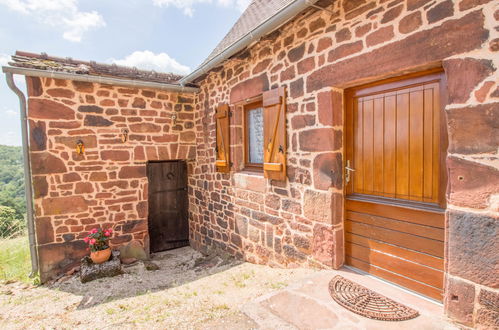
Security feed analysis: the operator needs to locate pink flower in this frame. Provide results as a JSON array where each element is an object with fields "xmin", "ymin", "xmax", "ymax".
[
  {"xmin": 104, "ymin": 231, "xmax": 110, "ymax": 237},
  {"xmin": 84, "ymin": 237, "xmax": 89, "ymax": 243},
  {"xmin": 108, "ymin": 228, "xmax": 113, "ymax": 233},
  {"xmin": 91, "ymin": 228, "xmax": 98, "ymax": 234},
  {"xmin": 89, "ymin": 238, "xmax": 96, "ymax": 245}
]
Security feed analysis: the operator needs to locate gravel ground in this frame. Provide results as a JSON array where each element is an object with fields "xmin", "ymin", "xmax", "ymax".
[{"xmin": 0, "ymin": 247, "xmax": 317, "ymax": 329}]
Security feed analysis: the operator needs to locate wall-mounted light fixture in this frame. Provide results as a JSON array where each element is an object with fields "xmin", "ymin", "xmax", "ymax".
[
  {"xmin": 76, "ymin": 140, "xmax": 85, "ymax": 155},
  {"xmin": 172, "ymin": 114, "xmax": 177, "ymax": 125},
  {"xmin": 121, "ymin": 128, "xmax": 129, "ymax": 143}
]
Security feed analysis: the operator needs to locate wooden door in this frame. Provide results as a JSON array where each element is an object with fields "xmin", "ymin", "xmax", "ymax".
[
  {"xmin": 345, "ymin": 71, "xmax": 447, "ymax": 301},
  {"xmin": 147, "ymin": 161, "xmax": 189, "ymax": 253}
]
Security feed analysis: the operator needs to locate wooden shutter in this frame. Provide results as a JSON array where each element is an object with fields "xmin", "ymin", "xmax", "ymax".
[
  {"xmin": 263, "ymin": 87, "xmax": 287, "ymax": 181},
  {"xmin": 215, "ymin": 103, "xmax": 230, "ymax": 173}
]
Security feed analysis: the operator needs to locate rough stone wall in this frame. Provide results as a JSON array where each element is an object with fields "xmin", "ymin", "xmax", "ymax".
[
  {"xmin": 25, "ymin": 76, "xmax": 196, "ymax": 282},
  {"xmin": 190, "ymin": 0, "xmax": 498, "ymax": 328}
]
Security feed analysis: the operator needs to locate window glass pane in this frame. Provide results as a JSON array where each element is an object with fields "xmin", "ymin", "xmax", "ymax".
[{"xmin": 247, "ymin": 107, "xmax": 264, "ymax": 164}]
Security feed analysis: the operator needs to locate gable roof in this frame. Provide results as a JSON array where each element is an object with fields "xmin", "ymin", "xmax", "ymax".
[
  {"xmin": 10, "ymin": 51, "xmax": 184, "ymax": 85},
  {"xmin": 200, "ymin": 0, "xmax": 295, "ymax": 69},
  {"xmin": 179, "ymin": 0, "xmax": 319, "ymax": 85}
]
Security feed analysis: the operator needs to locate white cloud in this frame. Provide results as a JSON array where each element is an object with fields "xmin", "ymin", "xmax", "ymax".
[
  {"xmin": 0, "ymin": 0, "xmax": 105, "ymax": 42},
  {"xmin": 5, "ymin": 109, "xmax": 18, "ymax": 118},
  {"xmin": 0, "ymin": 54, "xmax": 9, "ymax": 66},
  {"xmin": 152, "ymin": 0, "xmax": 250, "ymax": 17},
  {"xmin": 109, "ymin": 50, "xmax": 191, "ymax": 75}
]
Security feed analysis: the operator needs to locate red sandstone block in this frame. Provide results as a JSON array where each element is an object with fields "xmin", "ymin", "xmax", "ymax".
[
  {"xmin": 49, "ymin": 121, "xmax": 81, "ymax": 129},
  {"xmin": 35, "ymin": 217, "xmax": 54, "ymax": 245},
  {"xmin": 335, "ymin": 28, "xmax": 351, "ymax": 43},
  {"xmin": 26, "ymin": 76, "xmax": 43, "ymax": 96},
  {"xmin": 72, "ymin": 81, "xmax": 93, "ymax": 93},
  {"xmin": 399, "ymin": 11, "xmax": 422, "ymax": 34},
  {"xmin": 75, "ymin": 182, "xmax": 93, "ymax": 194},
  {"xmin": 70, "ymin": 225, "xmax": 84, "ymax": 232},
  {"xmin": 100, "ymin": 99, "xmax": 115, "ymax": 106},
  {"xmin": 355, "ymin": 23, "xmax": 372, "ymax": 37},
  {"xmin": 29, "ymin": 99, "xmax": 75, "ymax": 120},
  {"xmin": 313, "ymin": 152, "xmax": 342, "ymax": 191},
  {"xmin": 427, "ymin": 0, "xmax": 454, "ymax": 24},
  {"xmin": 118, "ymin": 88, "xmax": 138, "ymax": 94},
  {"xmin": 140, "ymin": 110, "xmax": 158, "ymax": 116},
  {"xmin": 297, "ymin": 57, "xmax": 315, "ymax": 75},
  {"xmin": 291, "ymin": 114, "xmax": 315, "ymax": 130},
  {"xmin": 447, "ymin": 157, "xmax": 499, "ymax": 209},
  {"xmin": 89, "ymin": 172, "xmax": 107, "ymax": 182},
  {"xmin": 145, "ymin": 146, "xmax": 158, "ymax": 160},
  {"xmin": 447, "ymin": 103, "xmax": 498, "ymax": 154},
  {"xmin": 150, "ymin": 101, "xmax": 162, "ymax": 109},
  {"xmin": 180, "ymin": 131, "xmax": 196, "ymax": 142},
  {"xmin": 101, "ymin": 150, "xmax": 130, "ymax": 161},
  {"xmin": 42, "ymin": 196, "xmax": 89, "ymax": 215},
  {"xmin": 97, "ymin": 90, "xmax": 110, "ymax": 97},
  {"xmin": 303, "ymin": 189, "xmax": 332, "ymax": 223},
  {"xmin": 132, "ymin": 97, "xmax": 146, "ymax": 109},
  {"xmin": 46, "ymin": 88, "xmax": 75, "ymax": 98},
  {"xmin": 299, "ymin": 128, "xmax": 341, "ymax": 152},
  {"xmin": 252, "ymin": 59, "xmax": 271, "ymax": 75},
  {"xmin": 327, "ymin": 41, "xmax": 363, "ymax": 62},
  {"xmin": 62, "ymin": 173, "xmax": 81, "ymax": 183},
  {"xmin": 366, "ymin": 26, "xmax": 394, "ymax": 47},
  {"xmin": 443, "ymin": 57, "xmax": 494, "ymax": 104},
  {"xmin": 119, "ymin": 166, "xmax": 146, "ymax": 179},
  {"xmin": 444, "ymin": 277, "xmax": 475, "ymax": 327},
  {"xmin": 31, "ymin": 152, "xmax": 67, "ymax": 175},
  {"xmin": 129, "ymin": 123, "xmax": 161, "ymax": 133}
]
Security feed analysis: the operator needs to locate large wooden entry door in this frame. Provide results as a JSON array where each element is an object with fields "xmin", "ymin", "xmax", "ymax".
[
  {"xmin": 148, "ymin": 160, "xmax": 189, "ymax": 253},
  {"xmin": 345, "ymin": 71, "xmax": 447, "ymax": 301}
]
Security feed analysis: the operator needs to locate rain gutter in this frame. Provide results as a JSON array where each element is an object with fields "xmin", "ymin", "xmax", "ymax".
[
  {"xmin": 2, "ymin": 66, "xmax": 200, "ymax": 93},
  {"xmin": 179, "ymin": 0, "xmax": 320, "ymax": 85},
  {"xmin": 4, "ymin": 71, "xmax": 39, "ymax": 277}
]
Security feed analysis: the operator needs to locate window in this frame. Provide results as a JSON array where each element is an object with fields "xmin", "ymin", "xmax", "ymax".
[{"xmin": 244, "ymin": 100, "xmax": 264, "ymax": 171}]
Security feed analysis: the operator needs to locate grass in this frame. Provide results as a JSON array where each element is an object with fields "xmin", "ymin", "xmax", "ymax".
[{"xmin": 0, "ymin": 235, "xmax": 31, "ymax": 283}]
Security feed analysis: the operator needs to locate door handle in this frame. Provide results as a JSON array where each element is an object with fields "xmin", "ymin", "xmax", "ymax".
[{"xmin": 345, "ymin": 160, "xmax": 355, "ymax": 183}]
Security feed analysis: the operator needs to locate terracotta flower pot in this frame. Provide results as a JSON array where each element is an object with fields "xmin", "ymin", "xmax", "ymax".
[{"xmin": 90, "ymin": 248, "xmax": 111, "ymax": 264}]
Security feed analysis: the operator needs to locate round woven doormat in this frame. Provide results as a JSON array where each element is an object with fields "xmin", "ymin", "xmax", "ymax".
[{"xmin": 328, "ymin": 275, "xmax": 419, "ymax": 321}]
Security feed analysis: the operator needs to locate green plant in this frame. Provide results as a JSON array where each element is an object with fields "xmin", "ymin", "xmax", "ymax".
[
  {"xmin": 84, "ymin": 228, "xmax": 113, "ymax": 252},
  {"xmin": 0, "ymin": 235, "xmax": 30, "ymax": 283},
  {"xmin": 0, "ymin": 206, "xmax": 24, "ymax": 238}
]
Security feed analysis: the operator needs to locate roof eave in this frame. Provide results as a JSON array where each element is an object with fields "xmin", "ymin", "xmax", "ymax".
[
  {"xmin": 2, "ymin": 66, "xmax": 200, "ymax": 93},
  {"xmin": 179, "ymin": 0, "xmax": 319, "ymax": 85}
]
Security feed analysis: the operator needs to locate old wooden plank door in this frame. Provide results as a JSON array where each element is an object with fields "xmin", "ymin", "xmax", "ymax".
[
  {"xmin": 147, "ymin": 160, "xmax": 189, "ymax": 253},
  {"xmin": 345, "ymin": 71, "xmax": 447, "ymax": 301}
]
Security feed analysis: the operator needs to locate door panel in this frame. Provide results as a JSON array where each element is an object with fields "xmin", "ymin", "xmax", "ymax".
[
  {"xmin": 345, "ymin": 71, "xmax": 446, "ymax": 301},
  {"xmin": 148, "ymin": 161, "xmax": 189, "ymax": 253},
  {"xmin": 350, "ymin": 82, "xmax": 441, "ymax": 203}
]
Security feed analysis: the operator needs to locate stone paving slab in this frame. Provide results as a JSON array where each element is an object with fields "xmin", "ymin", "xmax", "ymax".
[{"xmin": 242, "ymin": 268, "xmax": 459, "ymax": 330}]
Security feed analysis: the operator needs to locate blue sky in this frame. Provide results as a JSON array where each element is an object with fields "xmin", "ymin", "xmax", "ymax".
[{"xmin": 0, "ymin": 0, "xmax": 250, "ymax": 146}]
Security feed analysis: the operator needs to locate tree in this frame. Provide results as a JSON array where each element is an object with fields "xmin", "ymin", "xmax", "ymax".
[
  {"xmin": 0, "ymin": 145, "xmax": 26, "ymax": 237},
  {"xmin": 0, "ymin": 206, "xmax": 24, "ymax": 238}
]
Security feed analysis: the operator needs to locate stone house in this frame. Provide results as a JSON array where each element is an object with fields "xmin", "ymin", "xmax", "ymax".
[{"xmin": 2, "ymin": 0, "xmax": 498, "ymax": 328}]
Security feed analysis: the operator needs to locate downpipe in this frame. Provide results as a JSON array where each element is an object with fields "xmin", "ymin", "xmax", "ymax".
[{"xmin": 5, "ymin": 72, "xmax": 39, "ymax": 278}]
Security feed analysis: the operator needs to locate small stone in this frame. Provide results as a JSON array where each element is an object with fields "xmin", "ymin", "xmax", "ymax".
[
  {"xmin": 143, "ymin": 260, "xmax": 160, "ymax": 271},
  {"xmin": 119, "ymin": 240, "xmax": 148, "ymax": 261},
  {"xmin": 121, "ymin": 258, "xmax": 138, "ymax": 265}
]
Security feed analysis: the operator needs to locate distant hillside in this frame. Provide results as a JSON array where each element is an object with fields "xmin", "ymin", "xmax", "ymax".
[{"xmin": 0, "ymin": 145, "xmax": 26, "ymax": 236}]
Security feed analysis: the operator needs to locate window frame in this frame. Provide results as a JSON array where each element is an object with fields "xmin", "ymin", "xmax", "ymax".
[{"xmin": 243, "ymin": 99, "xmax": 264, "ymax": 172}]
